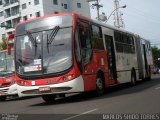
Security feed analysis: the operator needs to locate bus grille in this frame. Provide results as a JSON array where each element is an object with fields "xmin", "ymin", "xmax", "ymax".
[{"xmin": 22, "ymin": 87, "xmax": 72, "ymax": 94}]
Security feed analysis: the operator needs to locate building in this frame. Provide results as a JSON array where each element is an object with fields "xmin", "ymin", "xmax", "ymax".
[{"xmin": 0, "ymin": 0, "xmax": 90, "ymax": 40}]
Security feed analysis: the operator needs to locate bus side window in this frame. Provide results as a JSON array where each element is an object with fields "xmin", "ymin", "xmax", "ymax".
[
  {"xmin": 75, "ymin": 27, "xmax": 83, "ymax": 71},
  {"xmin": 91, "ymin": 24, "xmax": 104, "ymax": 50},
  {"xmin": 78, "ymin": 21, "xmax": 92, "ymax": 65}
]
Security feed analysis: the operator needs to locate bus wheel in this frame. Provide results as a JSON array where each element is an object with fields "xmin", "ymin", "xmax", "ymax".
[
  {"xmin": 42, "ymin": 94, "xmax": 55, "ymax": 103},
  {"xmin": 0, "ymin": 96, "xmax": 7, "ymax": 101},
  {"xmin": 96, "ymin": 73, "xmax": 105, "ymax": 96},
  {"xmin": 131, "ymin": 70, "xmax": 136, "ymax": 86}
]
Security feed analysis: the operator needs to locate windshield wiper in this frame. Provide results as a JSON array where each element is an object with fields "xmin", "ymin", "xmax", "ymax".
[
  {"xmin": 54, "ymin": 43, "xmax": 64, "ymax": 46},
  {"xmin": 26, "ymin": 31, "xmax": 37, "ymax": 55},
  {"xmin": 47, "ymin": 26, "xmax": 60, "ymax": 53},
  {"xmin": 26, "ymin": 31, "xmax": 37, "ymax": 47},
  {"xmin": 47, "ymin": 26, "xmax": 60, "ymax": 45}
]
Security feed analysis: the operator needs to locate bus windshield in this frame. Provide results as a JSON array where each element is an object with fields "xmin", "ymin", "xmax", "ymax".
[
  {"xmin": 15, "ymin": 16, "xmax": 73, "ymax": 77},
  {"xmin": 0, "ymin": 51, "xmax": 14, "ymax": 77}
]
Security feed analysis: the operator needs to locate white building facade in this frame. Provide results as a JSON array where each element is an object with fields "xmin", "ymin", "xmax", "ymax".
[{"xmin": 0, "ymin": 0, "xmax": 90, "ymax": 39}]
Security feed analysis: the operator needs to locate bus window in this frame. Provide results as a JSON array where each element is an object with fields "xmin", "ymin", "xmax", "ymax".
[
  {"xmin": 75, "ymin": 27, "xmax": 82, "ymax": 71},
  {"xmin": 91, "ymin": 24, "xmax": 104, "ymax": 50},
  {"xmin": 114, "ymin": 31, "xmax": 122, "ymax": 42},
  {"xmin": 0, "ymin": 52, "xmax": 6, "ymax": 71},
  {"xmin": 78, "ymin": 21, "xmax": 92, "ymax": 65}
]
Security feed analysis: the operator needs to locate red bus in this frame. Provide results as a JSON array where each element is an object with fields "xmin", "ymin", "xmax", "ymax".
[
  {"xmin": 7, "ymin": 13, "xmax": 153, "ymax": 102},
  {"xmin": 0, "ymin": 35, "xmax": 17, "ymax": 101}
]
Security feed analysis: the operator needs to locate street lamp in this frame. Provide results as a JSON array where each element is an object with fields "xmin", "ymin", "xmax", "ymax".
[{"xmin": 105, "ymin": 5, "xmax": 127, "ymax": 23}]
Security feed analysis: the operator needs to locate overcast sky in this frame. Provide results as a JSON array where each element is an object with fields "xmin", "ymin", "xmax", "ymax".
[{"xmin": 90, "ymin": 0, "xmax": 160, "ymax": 47}]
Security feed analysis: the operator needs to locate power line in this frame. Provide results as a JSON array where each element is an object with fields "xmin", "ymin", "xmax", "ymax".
[
  {"xmin": 120, "ymin": 5, "xmax": 160, "ymax": 25},
  {"xmin": 151, "ymin": 44, "xmax": 160, "ymax": 45},
  {"xmin": 129, "ymin": 6, "xmax": 160, "ymax": 21}
]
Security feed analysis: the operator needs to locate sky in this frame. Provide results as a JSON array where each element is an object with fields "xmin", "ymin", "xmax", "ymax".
[{"xmin": 90, "ymin": 0, "xmax": 160, "ymax": 47}]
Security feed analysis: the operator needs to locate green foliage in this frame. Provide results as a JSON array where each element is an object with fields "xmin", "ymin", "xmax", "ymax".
[
  {"xmin": 0, "ymin": 38, "xmax": 7, "ymax": 50},
  {"xmin": 152, "ymin": 46, "xmax": 160, "ymax": 68},
  {"xmin": 152, "ymin": 46, "xmax": 160, "ymax": 60}
]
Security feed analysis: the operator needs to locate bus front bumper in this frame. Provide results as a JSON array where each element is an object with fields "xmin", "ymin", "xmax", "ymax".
[
  {"xmin": 17, "ymin": 76, "xmax": 84, "ymax": 97},
  {"xmin": 0, "ymin": 84, "xmax": 18, "ymax": 96}
]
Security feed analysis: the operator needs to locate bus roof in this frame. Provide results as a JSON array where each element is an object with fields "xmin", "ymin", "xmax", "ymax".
[
  {"xmin": 16, "ymin": 12, "xmax": 79, "ymax": 27},
  {"xmin": 15, "ymin": 12, "xmax": 150, "ymax": 42}
]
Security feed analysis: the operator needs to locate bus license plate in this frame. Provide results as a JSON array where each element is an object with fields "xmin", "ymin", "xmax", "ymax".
[{"xmin": 39, "ymin": 86, "xmax": 51, "ymax": 93}]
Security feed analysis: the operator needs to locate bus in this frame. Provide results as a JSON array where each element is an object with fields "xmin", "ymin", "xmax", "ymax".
[
  {"xmin": 7, "ymin": 13, "xmax": 153, "ymax": 102},
  {"xmin": 0, "ymin": 35, "xmax": 17, "ymax": 101}
]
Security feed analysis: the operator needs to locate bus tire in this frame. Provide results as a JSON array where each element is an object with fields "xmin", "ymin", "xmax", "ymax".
[
  {"xmin": 147, "ymin": 76, "xmax": 151, "ymax": 81},
  {"xmin": 131, "ymin": 70, "xmax": 136, "ymax": 86},
  {"xmin": 42, "ymin": 94, "xmax": 56, "ymax": 103},
  {"xmin": 0, "ymin": 96, "xmax": 6, "ymax": 101},
  {"xmin": 95, "ymin": 72, "xmax": 105, "ymax": 96}
]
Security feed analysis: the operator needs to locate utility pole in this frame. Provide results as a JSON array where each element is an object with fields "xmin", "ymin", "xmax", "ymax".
[
  {"xmin": 87, "ymin": 0, "xmax": 103, "ymax": 20},
  {"xmin": 95, "ymin": 0, "xmax": 101, "ymax": 20},
  {"xmin": 113, "ymin": 0, "xmax": 125, "ymax": 28}
]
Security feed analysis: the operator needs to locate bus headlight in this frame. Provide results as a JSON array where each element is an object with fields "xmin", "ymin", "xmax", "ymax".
[
  {"xmin": 17, "ymin": 79, "xmax": 33, "ymax": 86},
  {"xmin": 6, "ymin": 79, "xmax": 11, "ymax": 83},
  {"xmin": 63, "ymin": 74, "xmax": 75, "ymax": 81}
]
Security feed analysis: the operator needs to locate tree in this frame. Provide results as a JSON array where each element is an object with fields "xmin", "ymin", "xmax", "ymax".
[
  {"xmin": 152, "ymin": 46, "xmax": 160, "ymax": 68},
  {"xmin": 0, "ymin": 38, "xmax": 7, "ymax": 50}
]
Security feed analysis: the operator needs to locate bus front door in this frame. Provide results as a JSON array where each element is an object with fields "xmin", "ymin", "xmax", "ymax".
[{"xmin": 105, "ymin": 35, "xmax": 117, "ymax": 84}]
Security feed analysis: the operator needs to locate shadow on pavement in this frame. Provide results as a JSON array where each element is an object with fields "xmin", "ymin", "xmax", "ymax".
[{"xmin": 30, "ymin": 75, "xmax": 160, "ymax": 106}]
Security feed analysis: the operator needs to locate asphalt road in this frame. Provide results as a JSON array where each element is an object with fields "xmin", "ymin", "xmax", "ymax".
[{"xmin": 0, "ymin": 74, "xmax": 160, "ymax": 120}]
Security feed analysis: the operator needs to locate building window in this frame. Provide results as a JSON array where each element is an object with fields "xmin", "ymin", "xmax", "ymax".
[
  {"xmin": 64, "ymin": 4, "xmax": 67, "ymax": 9},
  {"xmin": 77, "ymin": 3, "xmax": 81, "ymax": 8},
  {"xmin": 53, "ymin": 0, "xmax": 58, "ymax": 5},
  {"xmin": 35, "ymin": 11, "xmax": 40, "ymax": 17},
  {"xmin": 1, "ymin": 22, "xmax": 5, "ymax": 27},
  {"xmin": 0, "ymin": 11, "xmax": 3, "ymax": 17},
  {"xmin": 34, "ymin": 0, "xmax": 39, "ymax": 5},
  {"xmin": 0, "ymin": 0, "xmax": 2, "ymax": 5},
  {"xmin": 22, "ymin": 3, "xmax": 26, "ymax": 9},
  {"xmin": 61, "ymin": 3, "xmax": 63, "ymax": 6},
  {"xmin": 23, "ymin": 16, "xmax": 27, "ymax": 21},
  {"xmin": 2, "ymin": 34, "xmax": 6, "ymax": 39},
  {"xmin": 30, "ymin": 14, "xmax": 32, "ymax": 17},
  {"xmin": 29, "ymin": 2, "xmax": 31, "ymax": 5},
  {"xmin": 7, "ymin": 32, "xmax": 13, "ymax": 35},
  {"xmin": 54, "ymin": 11, "xmax": 59, "ymax": 14}
]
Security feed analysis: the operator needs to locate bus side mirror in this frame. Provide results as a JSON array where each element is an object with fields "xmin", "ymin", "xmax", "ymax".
[
  {"xmin": 77, "ymin": 21, "xmax": 88, "ymax": 32},
  {"xmin": 7, "ymin": 34, "xmax": 15, "ymax": 55},
  {"xmin": 78, "ymin": 21, "xmax": 85, "ymax": 28}
]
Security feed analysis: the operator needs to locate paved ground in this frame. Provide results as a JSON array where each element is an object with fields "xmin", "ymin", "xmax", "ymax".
[{"xmin": 0, "ymin": 74, "xmax": 160, "ymax": 120}]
